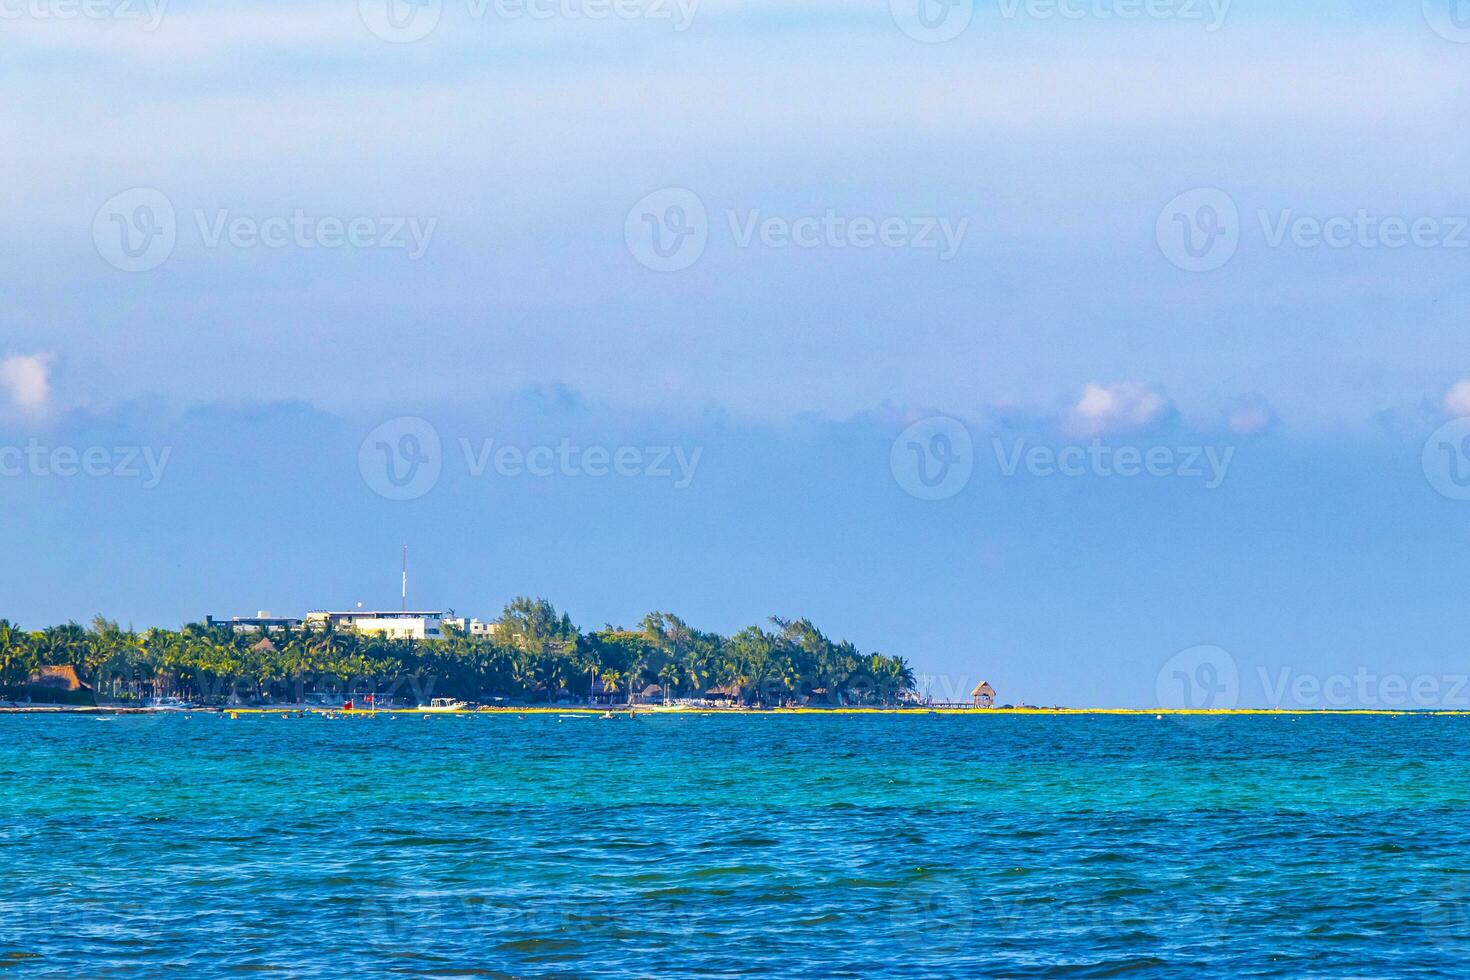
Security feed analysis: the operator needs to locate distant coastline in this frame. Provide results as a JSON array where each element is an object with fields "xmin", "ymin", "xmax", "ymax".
[
  {"xmin": 0, "ymin": 599, "xmax": 923, "ymax": 711},
  {"xmin": 0, "ymin": 705, "xmax": 1455, "ymax": 717}
]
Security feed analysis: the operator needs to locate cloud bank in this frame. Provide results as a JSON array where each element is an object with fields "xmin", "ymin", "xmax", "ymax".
[{"xmin": 0, "ymin": 353, "xmax": 55, "ymax": 418}]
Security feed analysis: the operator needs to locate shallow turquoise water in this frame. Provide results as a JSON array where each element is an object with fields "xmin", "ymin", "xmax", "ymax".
[{"xmin": 3, "ymin": 713, "xmax": 1469, "ymax": 976}]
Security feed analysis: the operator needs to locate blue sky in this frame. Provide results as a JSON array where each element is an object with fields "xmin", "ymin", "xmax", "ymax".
[{"xmin": 4, "ymin": 0, "xmax": 1470, "ymax": 707}]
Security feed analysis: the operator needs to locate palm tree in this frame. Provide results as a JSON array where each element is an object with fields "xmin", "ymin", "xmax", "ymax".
[
  {"xmin": 0, "ymin": 619, "xmax": 26, "ymax": 691},
  {"xmin": 0, "ymin": 607, "xmax": 920, "ymax": 712},
  {"xmin": 600, "ymin": 669, "xmax": 624, "ymax": 705},
  {"xmin": 657, "ymin": 663, "xmax": 680, "ymax": 703}
]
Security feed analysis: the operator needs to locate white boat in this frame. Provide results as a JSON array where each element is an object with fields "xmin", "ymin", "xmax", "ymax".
[
  {"xmin": 418, "ymin": 698, "xmax": 472, "ymax": 712},
  {"xmin": 147, "ymin": 696, "xmax": 192, "ymax": 711}
]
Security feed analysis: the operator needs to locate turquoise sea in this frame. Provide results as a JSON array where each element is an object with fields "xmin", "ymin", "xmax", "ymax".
[{"xmin": 3, "ymin": 712, "xmax": 1468, "ymax": 976}]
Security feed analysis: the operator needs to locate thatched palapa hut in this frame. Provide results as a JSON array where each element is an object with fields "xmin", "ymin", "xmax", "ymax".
[
  {"xmin": 22, "ymin": 665, "xmax": 96, "ymax": 706},
  {"xmin": 972, "ymin": 681, "xmax": 996, "ymax": 708}
]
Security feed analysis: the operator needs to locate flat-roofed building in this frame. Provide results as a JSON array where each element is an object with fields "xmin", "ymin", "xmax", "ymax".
[
  {"xmin": 305, "ymin": 610, "xmax": 445, "ymax": 640},
  {"xmin": 443, "ymin": 617, "xmax": 501, "ymax": 638},
  {"xmin": 206, "ymin": 613, "xmax": 304, "ymax": 633}
]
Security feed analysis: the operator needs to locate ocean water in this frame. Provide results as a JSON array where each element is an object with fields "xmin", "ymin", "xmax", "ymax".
[{"xmin": 3, "ymin": 712, "xmax": 1469, "ymax": 976}]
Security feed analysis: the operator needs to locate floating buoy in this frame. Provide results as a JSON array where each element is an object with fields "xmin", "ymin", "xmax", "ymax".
[{"xmin": 230, "ymin": 712, "xmax": 239, "ymax": 720}]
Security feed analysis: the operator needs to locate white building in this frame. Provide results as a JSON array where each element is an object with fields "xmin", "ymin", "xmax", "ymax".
[
  {"xmin": 443, "ymin": 617, "xmax": 501, "ymax": 638},
  {"xmin": 206, "ymin": 612, "xmax": 303, "ymax": 633},
  {"xmin": 305, "ymin": 610, "xmax": 444, "ymax": 640}
]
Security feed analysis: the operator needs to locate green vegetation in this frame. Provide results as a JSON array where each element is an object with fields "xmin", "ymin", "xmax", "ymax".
[{"xmin": 0, "ymin": 600, "xmax": 917, "ymax": 707}]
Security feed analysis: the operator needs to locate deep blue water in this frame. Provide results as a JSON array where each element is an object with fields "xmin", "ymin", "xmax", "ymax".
[{"xmin": 3, "ymin": 712, "xmax": 1469, "ymax": 976}]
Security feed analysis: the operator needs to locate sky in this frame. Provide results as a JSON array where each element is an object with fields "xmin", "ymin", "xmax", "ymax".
[{"xmin": 3, "ymin": 0, "xmax": 1470, "ymax": 708}]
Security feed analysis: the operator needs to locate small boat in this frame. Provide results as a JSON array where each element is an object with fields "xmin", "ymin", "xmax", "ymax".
[
  {"xmin": 418, "ymin": 698, "xmax": 472, "ymax": 712},
  {"xmin": 147, "ymin": 696, "xmax": 193, "ymax": 711}
]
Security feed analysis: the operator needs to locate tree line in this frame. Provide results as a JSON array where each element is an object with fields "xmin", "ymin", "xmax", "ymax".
[{"xmin": 0, "ymin": 598, "xmax": 917, "ymax": 707}]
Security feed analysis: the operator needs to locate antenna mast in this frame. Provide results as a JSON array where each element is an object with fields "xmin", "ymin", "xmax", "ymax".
[{"xmin": 401, "ymin": 545, "xmax": 408, "ymax": 612}]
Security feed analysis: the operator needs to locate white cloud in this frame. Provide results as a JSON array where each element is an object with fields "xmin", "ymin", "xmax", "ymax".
[
  {"xmin": 1224, "ymin": 394, "xmax": 1278, "ymax": 436},
  {"xmin": 1065, "ymin": 381, "xmax": 1169, "ymax": 436},
  {"xmin": 1444, "ymin": 381, "xmax": 1470, "ymax": 418},
  {"xmin": 0, "ymin": 353, "xmax": 55, "ymax": 417}
]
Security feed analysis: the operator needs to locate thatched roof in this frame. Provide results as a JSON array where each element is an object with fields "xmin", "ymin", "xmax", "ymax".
[
  {"xmin": 705, "ymin": 684, "xmax": 741, "ymax": 698},
  {"xmin": 252, "ymin": 637, "xmax": 277, "ymax": 652},
  {"xmin": 28, "ymin": 665, "xmax": 90, "ymax": 692},
  {"xmin": 641, "ymin": 684, "xmax": 662, "ymax": 697},
  {"xmin": 972, "ymin": 681, "xmax": 996, "ymax": 697}
]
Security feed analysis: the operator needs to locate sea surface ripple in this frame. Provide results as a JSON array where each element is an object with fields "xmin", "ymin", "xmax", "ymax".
[{"xmin": 3, "ymin": 713, "xmax": 1469, "ymax": 976}]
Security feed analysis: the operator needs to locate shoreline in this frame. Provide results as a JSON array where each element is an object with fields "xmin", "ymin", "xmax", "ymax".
[{"xmin": 0, "ymin": 705, "xmax": 1461, "ymax": 717}]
